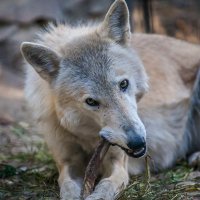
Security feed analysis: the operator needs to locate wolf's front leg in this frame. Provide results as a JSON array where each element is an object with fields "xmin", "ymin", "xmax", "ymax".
[
  {"xmin": 59, "ymin": 165, "xmax": 81, "ymax": 200},
  {"xmin": 55, "ymin": 142, "xmax": 87, "ymax": 200},
  {"xmin": 86, "ymin": 149, "xmax": 129, "ymax": 200}
]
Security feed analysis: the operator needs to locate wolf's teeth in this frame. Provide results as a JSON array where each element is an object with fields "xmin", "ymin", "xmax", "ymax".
[
  {"xmin": 128, "ymin": 149, "xmax": 133, "ymax": 154},
  {"xmin": 133, "ymin": 147, "xmax": 145, "ymax": 155}
]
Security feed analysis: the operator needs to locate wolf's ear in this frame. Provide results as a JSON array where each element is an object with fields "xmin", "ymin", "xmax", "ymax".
[
  {"xmin": 21, "ymin": 42, "xmax": 60, "ymax": 82},
  {"xmin": 101, "ymin": 0, "xmax": 131, "ymax": 44}
]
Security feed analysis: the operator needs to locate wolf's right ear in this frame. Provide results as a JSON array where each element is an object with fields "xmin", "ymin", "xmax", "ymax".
[
  {"xmin": 100, "ymin": 0, "xmax": 131, "ymax": 45},
  {"xmin": 21, "ymin": 42, "xmax": 60, "ymax": 82}
]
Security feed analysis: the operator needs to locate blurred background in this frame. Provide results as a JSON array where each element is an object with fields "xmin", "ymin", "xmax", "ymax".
[
  {"xmin": 0, "ymin": 0, "xmax": 200, "ymax": 199},
  {"xmin": 1, "ymin": 0, "xmax": 200, "ymax": 71},
  {"xmin": 0, "ymin": 0, "xmax": 200, "ymax": 123}
]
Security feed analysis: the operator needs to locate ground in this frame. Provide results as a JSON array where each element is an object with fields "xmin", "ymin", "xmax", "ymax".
[{"xmin": 0, "ymin": 67, "xmax": 200, "ymax": 200}]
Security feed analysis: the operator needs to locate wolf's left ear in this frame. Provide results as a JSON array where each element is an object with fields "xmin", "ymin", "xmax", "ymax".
[
  {"xmin": 100, "ymin": 0, "xmax": 131, "ymax": 45},
  {"xmin": 21, "ymin": 42, "xmax": 60, "ymax": 82}
]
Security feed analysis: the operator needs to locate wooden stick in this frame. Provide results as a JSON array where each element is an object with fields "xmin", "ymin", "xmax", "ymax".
[{"xmin": 81, "ymin": 139, "xmax": 110, "ymax": 200}]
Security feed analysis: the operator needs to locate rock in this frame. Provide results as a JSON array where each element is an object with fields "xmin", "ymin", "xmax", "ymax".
[
  {"xmin": 0, "ymin": 25, "xmax": 18, "ymax": 42},
  {"xmin": 88, "ymin": 0, "xmax": 113, "ymax": 17},
  {"xmin": 187, "ymin": 171, "xmax": 200, "ymax": 182},
  {"xmin": 0, "ymin": 25, "xmax": 40, "ymax": 70},
  {"xmin": 0, "ymin": 116, "xmax": 13, "ymax": 126},
  {"xmin": 0, "ymin": 0, "xmax": 64, "ymax": 24}
]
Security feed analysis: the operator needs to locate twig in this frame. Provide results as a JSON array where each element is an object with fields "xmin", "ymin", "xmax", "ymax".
[{"xmin": 81, "ymin": 139, "xmax": 110, "ymax": 200}]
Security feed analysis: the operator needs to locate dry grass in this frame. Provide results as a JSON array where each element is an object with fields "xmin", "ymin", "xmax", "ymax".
[
  {"xmin": 117, "ymin": 159, "xmax": 200, "ymax": 200},
  {"xmin": 0, "ymin": 146, "xmax": 59, "ymax": 199}
]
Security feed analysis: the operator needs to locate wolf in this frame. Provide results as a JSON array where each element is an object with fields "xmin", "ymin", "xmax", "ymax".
[{"xmin": 20, "ymin": 0, "xmax": 200, "ymax": 199}]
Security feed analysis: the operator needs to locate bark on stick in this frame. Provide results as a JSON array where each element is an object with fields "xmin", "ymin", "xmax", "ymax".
[{"xmin": 81, "ymin": 139, "xmax": 110, "ymax": 200}]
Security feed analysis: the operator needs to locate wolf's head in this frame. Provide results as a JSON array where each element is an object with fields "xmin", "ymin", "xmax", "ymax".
[{"xmin": 21, "ymin": 0, "xmax": 148, "ymax": 158}]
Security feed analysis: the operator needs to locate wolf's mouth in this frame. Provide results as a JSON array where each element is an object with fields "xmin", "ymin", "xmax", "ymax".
[
  {"xmin": 120, "ymin": 145, "xmax": 146, "ymax": 158},
  {"xmin": 101, "ymin": 136, "xmax": 146, "ymax": 158}
]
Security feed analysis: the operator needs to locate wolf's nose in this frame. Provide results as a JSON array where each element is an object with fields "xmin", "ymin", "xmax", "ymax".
[
  {"xmin": 126, "ymin": 130, "xmax": 146, "ymax": 150},
  {"xmin": 127, "ymin": 134, "xmax": 146, "ymax": 150}
]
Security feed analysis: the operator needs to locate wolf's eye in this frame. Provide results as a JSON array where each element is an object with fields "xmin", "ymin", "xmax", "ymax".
[
  {"xmin": 85, "ymin": 98, "xmax": 100, "ymax": 107},
  {"xmin": 119, "ymin": 79, "xmax": 129, "ymax": 91}
]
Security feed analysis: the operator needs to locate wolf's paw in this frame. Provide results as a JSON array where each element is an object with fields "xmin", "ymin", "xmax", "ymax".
[
  {"xmin": 85, "ymin": 180, "xmax": 115, "ymax": 200},
  {"xmin": 60, "ymin": 180, "xmax": 81, "ymax": 200},
  {"xmin": 188, "ymin": 151, "xmax": 200, "ymax": 169}
]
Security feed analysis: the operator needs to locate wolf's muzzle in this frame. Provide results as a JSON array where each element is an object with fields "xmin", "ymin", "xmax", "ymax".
[
  {"xmin": 123, "ymin": 128, "xmax": 146, "ymax": 158},
  {"xmin": 99, "ymin": 126, "xmax": 146, "ymax": 158}
]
